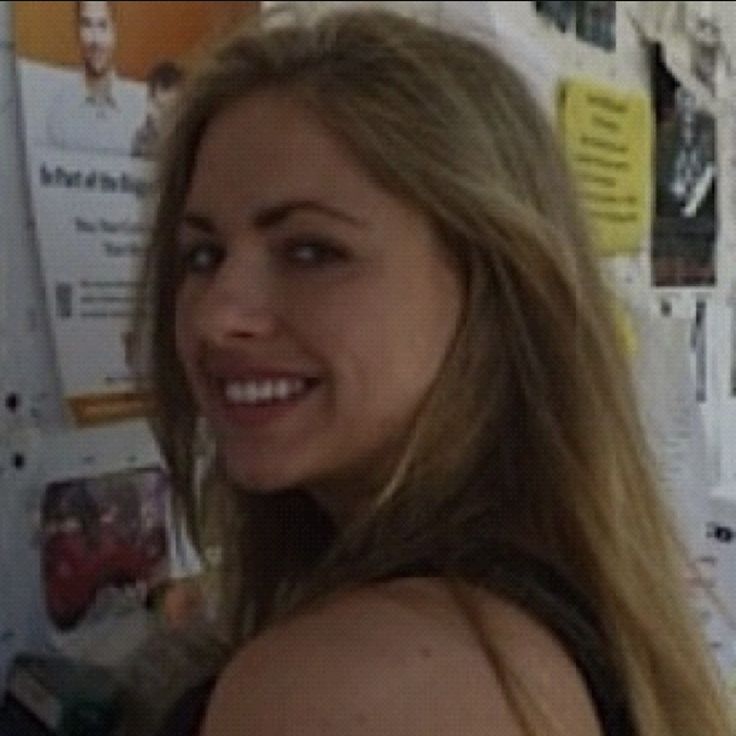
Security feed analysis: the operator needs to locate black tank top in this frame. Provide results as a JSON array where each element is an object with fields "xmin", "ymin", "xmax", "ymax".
[{"xmin": 157, "ymin": 553, "xmax": 635, "ymax": 735}]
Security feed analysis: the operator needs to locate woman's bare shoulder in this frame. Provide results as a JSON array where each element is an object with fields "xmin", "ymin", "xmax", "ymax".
[{"xmin": 201, "ymin": 577, "xmax": 603, "ymax": 736}]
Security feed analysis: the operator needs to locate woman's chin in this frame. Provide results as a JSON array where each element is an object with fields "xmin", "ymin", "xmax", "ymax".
[
  {"xmin": 221, "ymin": 460, "xmax": 291, "ymax": 494},
  {"xmin": 231, "ymin": 474, "xmax": 291, "ymax": 495}
]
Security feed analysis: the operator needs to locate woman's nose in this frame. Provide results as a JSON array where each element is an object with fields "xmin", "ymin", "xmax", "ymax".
[{"xmin": 192, "ymin": 253, "xmax": 279, "ymax": 343}]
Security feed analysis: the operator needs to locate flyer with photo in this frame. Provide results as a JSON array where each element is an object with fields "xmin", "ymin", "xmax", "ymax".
[{"xmin": 13, "ymin": 1, "xmax": 258, "ymax": 425}]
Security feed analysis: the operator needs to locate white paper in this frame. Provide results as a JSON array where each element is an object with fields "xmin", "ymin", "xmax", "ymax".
[
  {"xmin": 634, "ymin": 308, "xmax": 710, "ymax": 546},
  {"xmin": 27, "ymin": 146, "xmax": 152, "ymax": 391},
  {"xmin": 15, "ymin": 57, "xmax": 152, "ymax": 425},
  {"xmin": 634, "ymin": 306, "xmax": 736, "ymax": 674}
]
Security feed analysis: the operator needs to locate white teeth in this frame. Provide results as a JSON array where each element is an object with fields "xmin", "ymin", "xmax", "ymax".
[{"xmin": 224, "ymin": 378, "xmax": 309, "ymax": 405}]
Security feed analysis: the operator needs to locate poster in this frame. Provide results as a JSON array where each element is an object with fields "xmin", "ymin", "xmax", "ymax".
[
  {"xmin": 41, "ymin": 466, "xmax": 168, "ymax": 634},
  {"xmin": 28, "ymin": 421, "xmax": 204, "ymax": 666},
  {"xmin": 631, "ymin": 1, "xmax": 724, "ymax": 111},
  {"xmin": 651, "ymin": 44, "xmax": 717, "ymax": 287},
  {"xmin": 558, "ymin": 78, "xmax": 651, "ymax": 255},
  {"xmin": 13, "ymin": 1, "xmax": 258, "ymax": 425}
]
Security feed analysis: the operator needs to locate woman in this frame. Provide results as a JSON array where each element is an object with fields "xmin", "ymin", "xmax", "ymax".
[{"xmin": 139, "ymin": 6, "xmax": 733, "ymax": 735}]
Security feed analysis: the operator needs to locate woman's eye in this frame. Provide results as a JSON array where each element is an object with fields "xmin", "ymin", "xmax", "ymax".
[
  {"xmin": 179, "ymin": 242, "xmax": 223, "ymax": 274},
  {"xmin": 284, "ymin": 238, "xmax": 346, "ymax": 267}
]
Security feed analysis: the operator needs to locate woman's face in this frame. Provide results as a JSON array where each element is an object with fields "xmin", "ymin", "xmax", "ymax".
[{"xmin": 174, "ymin": 93, "xmax": 462, "ymax": 522}]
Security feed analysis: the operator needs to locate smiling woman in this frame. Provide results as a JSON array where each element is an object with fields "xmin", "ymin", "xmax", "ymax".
[
  {"xmin": 136, "ymin": 5, "xmax": 733, "ymax": 736},
  {"xmin": 173, "ymin": 92, "xmax": 461, "ymax": 513}
]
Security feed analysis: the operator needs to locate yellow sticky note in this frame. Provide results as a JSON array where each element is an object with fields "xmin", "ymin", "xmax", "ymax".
[{"xmin": 559, "ymin": 79, "xmax": 652, "ymax": 256}]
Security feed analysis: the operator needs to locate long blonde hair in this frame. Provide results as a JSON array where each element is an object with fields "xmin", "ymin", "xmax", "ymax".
[{"xmin": 139, "ymin": 6, "xmax": 733, "ymax": 734}]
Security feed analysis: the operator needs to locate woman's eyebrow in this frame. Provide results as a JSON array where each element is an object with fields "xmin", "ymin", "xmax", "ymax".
[
  {"xmin": 179, "ymin": 200, "xmax": 367, "ymax": 233},
  {"xmin": 252, "ymin": 200, "xmax": 367, "ymax": 229}
]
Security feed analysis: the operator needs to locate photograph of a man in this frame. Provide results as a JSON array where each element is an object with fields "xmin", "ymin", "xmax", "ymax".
[
  {"xmin": 131, "ymin": 61, "xmax": 183, "ymax": 159},
  {"xmin": 46, "ymin": 1, "xmax": 143, "ymax": 156}
]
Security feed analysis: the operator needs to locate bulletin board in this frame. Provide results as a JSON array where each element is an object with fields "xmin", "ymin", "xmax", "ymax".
[
  {"xmin": 3, "ymin": 0, "xmax": 736, "ymax": 693},
  {"xmin": 0, "ymin": 0, "xmax": 256, "ymax": 693}
]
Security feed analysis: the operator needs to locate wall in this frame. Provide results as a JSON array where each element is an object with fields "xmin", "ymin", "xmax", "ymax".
[{"xmin": 2, "ymin": 0, "xmax": 736, "ymax": 687}]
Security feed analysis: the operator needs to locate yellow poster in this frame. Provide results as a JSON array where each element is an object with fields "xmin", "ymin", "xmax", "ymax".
[{"xmin": 558, "ymin": 79, "xmax": 652, "ymax": 256}]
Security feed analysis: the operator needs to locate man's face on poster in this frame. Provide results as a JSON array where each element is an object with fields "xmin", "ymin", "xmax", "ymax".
[{"xmin": 78, "ymin": 1, "xmax": 116, "ymax": 79}]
